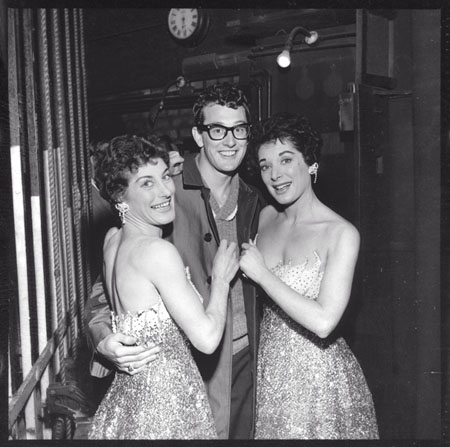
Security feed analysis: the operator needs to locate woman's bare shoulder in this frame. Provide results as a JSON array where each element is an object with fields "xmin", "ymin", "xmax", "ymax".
[
  {"xmin": 323, "ymin": 210, "xmax": 360, "ymax": 252},
  {"xmin": 259, "ymin": 204, "xmax": 278, "ymax": 225},
  {"xmin": 104, "ymin": 226, "xmax": 120, "ymax": 240},
  {"xmin": 131, "ymin": 238, "xmax": 184, "ymax": 279},
  {"xmin": 103, "ymin": 226, "xmax": 121, "ymax": 250},
  {"xmin": 329, "ymin": 211, "xmax": 358, "ymax": 235},
  {"xmin": 132, "ymin": 236, "xmax": 178, "ymax": 262}
]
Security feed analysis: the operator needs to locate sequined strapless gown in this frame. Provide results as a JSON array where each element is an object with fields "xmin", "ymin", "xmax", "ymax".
[
  {"xmin": 89, "ymin": 292, "xmax": 217, "ymax": 439},
  {"xmin": 255, "ymin": 252, "xmax": 379, "ymax": 439}
]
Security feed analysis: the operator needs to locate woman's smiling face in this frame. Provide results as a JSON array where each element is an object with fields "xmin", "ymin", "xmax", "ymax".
[
  {"xmin": 258, "ymin": 138, "xmax": 311, "ymax": 206},
  {"xmin": 122, "ymin": 158, "xmax": 176, "ymax": 227}
]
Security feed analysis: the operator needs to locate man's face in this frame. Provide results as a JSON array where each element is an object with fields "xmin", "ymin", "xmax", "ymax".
[{"xmin": 193, "ymin": 104, "xmax": 248, "ymax": 174}]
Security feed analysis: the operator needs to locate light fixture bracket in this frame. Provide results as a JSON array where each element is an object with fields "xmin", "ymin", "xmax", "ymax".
[{"xmin": 277, "ymin": 26, "xmax": 319, "ymax": 68}]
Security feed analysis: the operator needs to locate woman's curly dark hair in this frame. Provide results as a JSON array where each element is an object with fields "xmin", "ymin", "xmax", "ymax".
[
  {"xmin": 193, "ymin": 82, "xmax": 250, "ymax": 126},
  {"xmin": 248, "ymin": 114, "xmax": 322, "ymax": 171},
  {"xmin": 90, "ymin": 134, "xmax": 170, "ymax": 205}
]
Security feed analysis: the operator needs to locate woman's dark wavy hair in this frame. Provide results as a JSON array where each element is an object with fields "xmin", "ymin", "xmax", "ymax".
[
  {"xmin": 248, "ymin": 114, "xmax": 322, "ymax": 171},
  {"xmin": 192, "ymin": 82, "xmax": 250, "ymax": 126},
  {"xmin": 90, "ymin": 134, "xmax": 170, "ymax": 205}
]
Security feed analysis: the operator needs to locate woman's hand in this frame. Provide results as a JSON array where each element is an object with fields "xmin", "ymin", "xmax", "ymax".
[
  {"xmin": 211, "ymin": 239, "xmax": 239, "ymax": 284},
  {"xmin": 239, "ymin": 239, "xmax": 269, "ymax": 284}
]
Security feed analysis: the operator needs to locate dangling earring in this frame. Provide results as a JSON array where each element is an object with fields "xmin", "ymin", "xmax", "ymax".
[
  {"xmin": 308, "ymin": 162, "xmax": 319, "ymax": 184},
  {"xmin": 115, "ymin": 202, "xmax": 129, "ymax": 225}
]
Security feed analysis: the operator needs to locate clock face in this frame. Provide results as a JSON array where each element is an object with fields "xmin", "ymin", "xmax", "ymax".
[{"xmin": 168, "ymin": 8, "xmax": 200, "ymax": 40}]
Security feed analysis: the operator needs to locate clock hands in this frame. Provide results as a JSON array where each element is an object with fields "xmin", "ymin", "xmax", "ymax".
[{"xmin": 168, "ymin": 8, "xmax": 209, "ymax": 45}]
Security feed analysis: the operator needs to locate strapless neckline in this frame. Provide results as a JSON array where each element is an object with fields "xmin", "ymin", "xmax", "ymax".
[{"xmin": 270, "ymin": 250, "xmax": 322, "ymax": 272}]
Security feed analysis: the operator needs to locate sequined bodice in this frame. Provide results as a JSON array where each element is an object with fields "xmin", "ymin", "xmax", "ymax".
[
  {"xmin": 263, "ymin": 252, "xmax": 326, "ymax": 345},
  {"xmin": 112, "ymin": 296, "xmax": 178, "ymax": 348},
  {"xmin": 110, "ymin": 267, "xmax": 202, "ymax": 353},
  {"xmin": 270, "ymin": 251, "xmax": 324, "ymax": 299}
]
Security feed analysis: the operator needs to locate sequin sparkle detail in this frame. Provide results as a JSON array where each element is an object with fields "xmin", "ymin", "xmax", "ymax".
[
  {"xmin": 89, "ymin": 270, "xmax": 217, "ymax": 440},
  {"xmin": 255, "ymin": 252, "xmax": 379, "ymax": 439}
]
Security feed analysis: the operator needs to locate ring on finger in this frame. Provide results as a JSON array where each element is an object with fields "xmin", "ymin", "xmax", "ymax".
[{"xmin": 127, "ymin": 363, "xmax": 134, "ymax": 373}]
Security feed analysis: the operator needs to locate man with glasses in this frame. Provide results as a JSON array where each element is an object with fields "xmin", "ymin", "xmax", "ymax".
[{"xmin": 85, "ymin": 83, "xmax": 263, "ymax": 439}]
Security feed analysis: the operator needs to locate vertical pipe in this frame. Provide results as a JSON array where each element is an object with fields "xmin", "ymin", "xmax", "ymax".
[
  {"xmin": 266, "ymin": 71, "xmax": 272, "ymax": 118},
  {"xmin": 388, "ymin": 19, "xmax": 395, "ymax": 78},
  {"xmin": 256, "ymin": 83, "xmax": 262, "ymax": 121},
  {"xmin": 11, "ymin": 146, "xmax": 36, "ymax": 438},
  {"xmin": 74, "ymin": 8, "xmax": 93, "ymax": 296},
  {"xmin": 8, "ymin": 8, "xmax": 35, "ymax": 437},
  {"xmin": 8, "ymin": 352, "xmax": 12, "ymax": 405},
  {"xmin": 355, "ymin": 10, "xmax": 364, "ymax": 85},
  {"xmin": 78, "ymin": 9, "xmax": 91, "ymax": 193},
  {"xmin": 44, "ymin": 15, "xmax": 69, "ymax": 379},
  {"xmin": 42, "ymin": 150, "xmax": 59, "ymax": 373},
  {"xmin": 47, "ymin": 144, "xmax": 66, "ymax": 384},
  {"xmin": 30, "ymin": 192, "xmax": 50, "ymax": 439},
  {"xmin": 79, "ymin": 7, "xmax": 93, "ymax": 332},
  {"xmin": 22, "ymin": 8, "xmax": 50, "ymax": 415},
  {"xmin": 21, "ymin": 11, "xmax": 42, "ymax": 437},
  {"xmin": 55, "ymin": 143, "xmax": 76, "ymax": 357},
  {"xmin": 63, "ymin": 9, "xmax": 85, "ymax": 340},
  {"xmin": 37, "ymin": 9, "xmax": 61, "ymax": 376},
  {"xmin": 10, "ymin": 145, "xmax": 32, "ymax": 385},
  {"xmin": 51, "ymin": 8, "xmax": 77, "ymax": 360}
]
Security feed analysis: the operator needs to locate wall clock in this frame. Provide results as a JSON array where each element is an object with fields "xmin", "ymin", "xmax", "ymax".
[{"xmin": 167, "ymin": 8, "xmax": 210, "ymax": 46}]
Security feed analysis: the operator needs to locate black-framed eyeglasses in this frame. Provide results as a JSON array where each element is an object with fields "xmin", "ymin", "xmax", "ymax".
[{"xmin": 197, "ymin": 123, "xmax": 251, "ymax": 141}]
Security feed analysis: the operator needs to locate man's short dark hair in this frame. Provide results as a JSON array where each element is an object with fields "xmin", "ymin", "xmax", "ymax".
[{"xmin": 193, "ymin": 83, "xmax": 250, "ymax": 126}]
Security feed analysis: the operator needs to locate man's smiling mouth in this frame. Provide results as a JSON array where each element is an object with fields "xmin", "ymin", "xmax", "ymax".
[{"xmin": 219, "ymin": 150, "xmax": 238, "ymax": 157}]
